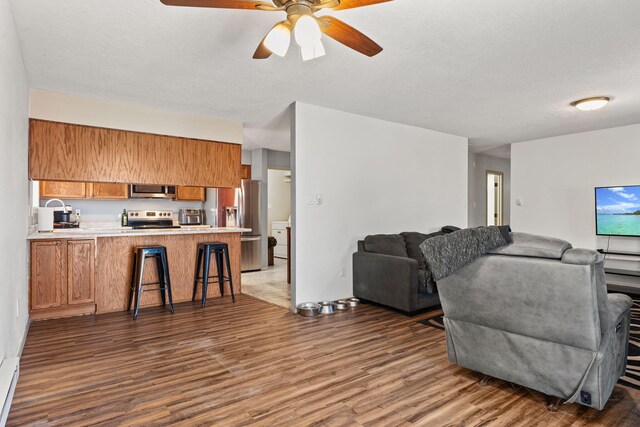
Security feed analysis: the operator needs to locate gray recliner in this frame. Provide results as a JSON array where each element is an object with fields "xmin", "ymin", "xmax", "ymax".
[{"xmin": 437, "ymin": 232, "xmax": 632, "ymax": 410}]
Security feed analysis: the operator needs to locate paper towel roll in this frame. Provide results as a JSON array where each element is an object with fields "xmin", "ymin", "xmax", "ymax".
[{"xmin": 38, "ymin": 207, "xmax": 54, "ymax": 232}]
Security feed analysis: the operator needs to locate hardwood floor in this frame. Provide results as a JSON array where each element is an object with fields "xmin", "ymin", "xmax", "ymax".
[
  {"xmin": 8, "ymin": 296, "xmax": 640, "ymax": 426},
  {"xmin": 241, "ymin": 258, "xmax": 290, "ymax": 308}
]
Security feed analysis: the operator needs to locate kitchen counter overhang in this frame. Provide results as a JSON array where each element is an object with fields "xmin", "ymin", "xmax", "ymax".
[{"xmin": 27, "ymin": 226, "xmax": 252, "ymax": 240}]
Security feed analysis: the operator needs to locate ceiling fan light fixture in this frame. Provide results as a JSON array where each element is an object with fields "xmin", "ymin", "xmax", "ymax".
[
  {"xmin": 300, "ymin": 39, "xmax": 326, "ymax": 61},
  {"xmin": 294, "ymin": 15, "xmax": 322, "ymax": 48},
  {"xmin": 571, "ymin": 97, "xmax": 610, "ymax": 111},
  {"xmin": 264, "ymin": 23, "xmax": 291, "ymax": 57}
]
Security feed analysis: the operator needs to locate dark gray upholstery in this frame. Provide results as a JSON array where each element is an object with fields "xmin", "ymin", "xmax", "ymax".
[
  {"xmin": 353, "ymin": 232, "xmax": 441, "ymax": 313},
  {"xmin": 438, "ymin": 233, "xmax": 632, "ymax": 410}
]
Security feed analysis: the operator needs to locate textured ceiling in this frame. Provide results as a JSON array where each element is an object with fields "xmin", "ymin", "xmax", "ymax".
[{"xmin": 8, "ymin": 0, "xmax": 640, "ymax": 153}]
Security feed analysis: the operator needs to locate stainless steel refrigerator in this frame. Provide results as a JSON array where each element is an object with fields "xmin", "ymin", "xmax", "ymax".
[{"xmin": 208, "ymin": 180, "xmax": 263, "ymax": 272}]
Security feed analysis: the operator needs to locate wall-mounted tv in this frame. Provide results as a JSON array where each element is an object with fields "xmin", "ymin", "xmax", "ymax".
[{"xmin": 595, "ymin": 185, "xmax": 640, "ymax": 237}]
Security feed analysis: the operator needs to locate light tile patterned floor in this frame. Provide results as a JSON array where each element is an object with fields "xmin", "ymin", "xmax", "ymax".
[{"xmin": 241, "ymin": 257, "xmax": 290, "ymax": 308}]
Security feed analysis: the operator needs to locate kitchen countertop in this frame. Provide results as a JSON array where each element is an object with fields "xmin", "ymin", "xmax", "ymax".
[{"xmin": 27, "ymin": 225, "xmax": 252, "ymax": 240}]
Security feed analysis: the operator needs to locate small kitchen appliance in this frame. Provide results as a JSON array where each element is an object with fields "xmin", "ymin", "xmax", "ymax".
[
  {"xmin": 178, "ymin": 208, "xmax": 204, "ymax": 225},
  {"xmin": 126, "ymin": 210, "xmax": 180, "ymax": 230}
]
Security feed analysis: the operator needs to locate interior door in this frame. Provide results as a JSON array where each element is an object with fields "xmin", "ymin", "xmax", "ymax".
[{"xmin": 486, "ymin": 171, "xmax": 504, "ymax": 226}]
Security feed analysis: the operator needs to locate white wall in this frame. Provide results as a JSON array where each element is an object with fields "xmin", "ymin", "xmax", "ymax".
[
  {"xmin": 30, "ymin": 89, "xmax": 243, "ymax": 144},
  {"xmin": 0, "ymin": 0, "xmax": 30, "ymax": 360},
  {"xmin": 293, "ymin": 102, "xmax": 468, "ymax": 306},
  {"xmin": 468, "ymin": 153, "xmax": 511, "ymax": 227},
  {"xmin": 267, "ymin": 169, "xmax": 291, "ymax": 236},
  {"xmin": 511, "ymin": 124, "xmax": 640, "ymax": 250}
]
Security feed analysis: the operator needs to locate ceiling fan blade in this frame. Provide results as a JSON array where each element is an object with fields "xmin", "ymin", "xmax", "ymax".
[
  {"xmin": 317, "ymin": 16, "xmax": 383, "ymax": 57},
  {"xmin": 331, "ymin": 0, "xmax": 393, "ymax": 11},
  {"xmin": 160, "ymin": 0, "xmax": 280, "ymax": 11}
]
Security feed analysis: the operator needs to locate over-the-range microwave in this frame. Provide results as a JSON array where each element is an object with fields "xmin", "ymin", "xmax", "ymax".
[{"xmin": 129, "ymin": 184, "xmax": 176, "ymax": 199}]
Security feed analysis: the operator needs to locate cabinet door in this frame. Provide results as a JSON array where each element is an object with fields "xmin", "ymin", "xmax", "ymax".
[
  {"xmin": 31, "ymin": 240, "xmax": 66, "ymax": 310},
  {"xmin": 176, "ymin": 186, "xmax": 205, "ymax": 201},
  {"xmin": 89, "ymin": 183, "xmax": 129, "ymax": 199},
  {"xmin": 40, "ymin": 181, "xmax": 87, "ymax": 199},
  {"xmin": 67, "ymin": 240, "xmax": 95, "ymax": 305},
  {"xmin": 241, "ymin": 165, "xmax": 251, "ymax": 180}
]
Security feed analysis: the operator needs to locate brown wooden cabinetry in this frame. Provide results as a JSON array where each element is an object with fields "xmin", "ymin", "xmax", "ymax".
[
  {"xmin": 176, "ymin": 186, "xmax": 205, "ymax": 201},
  {"xmin": 241, "ymin": 164, "xmax": 251, "ymax": 180},
  {"xmin": 88, "ymin": 183, "xmax": 129, "ymax": 199},
  {"xmin": 67, "ymin": 240, "xmax": 95, "ymax": 305},
  {"xmin": 40, "ymin": 181, "xmax": 87, "ymax": 199},
  {"xmin": 30, "ymin": 239, "xmax": 96, "ymax": 320},
  {"xmin": 29, "ymin": 119, "xmax": 241, "ymax": 188},
  {"xmin": 30, "ymin": 240, "xmax": 66, "ymax": 310}
]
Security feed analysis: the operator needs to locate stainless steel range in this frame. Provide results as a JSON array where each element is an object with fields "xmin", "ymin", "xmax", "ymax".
[{"xmin": 127, "ymin": 210, "xmax": 180, "ymax": 230}]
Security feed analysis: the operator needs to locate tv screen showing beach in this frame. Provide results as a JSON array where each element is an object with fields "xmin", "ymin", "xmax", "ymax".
[{"xmin": 595, "ymin": 185, "xmax": 640, "ymax": 237}]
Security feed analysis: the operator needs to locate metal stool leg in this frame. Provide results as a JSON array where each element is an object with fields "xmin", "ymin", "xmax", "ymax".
[
  {"xmin": 128, "ymin": 252, "xmax": 137, "ymax": 311},
  {"xmin": 155, "ymin": 254, "xmax": 166, "ymax": 308},
  {"xmin": 133, "ymin": 251, "xmax": 145, "ymax": 320},
  {"xmin": 161, "ymin": 250, "xmax": 174, "ymax": 313},
  {"xmin": 201, "ymin": 246, "xmax": 211, "ymax": 308},
  {"xmin": 192, "ymin": 247, "xmax": 203, "ymax": 301},
  {"xmin": 215, "ymin": 250, "xmax": 225, "ymax": 297},
  {"xmin": 224, "ymin": 246, "xmax": 235, "ymax": 303}
]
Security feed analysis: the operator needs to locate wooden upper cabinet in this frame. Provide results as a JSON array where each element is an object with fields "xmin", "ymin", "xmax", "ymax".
[
  {"xmin": 30, "ymin": 240, "xmax": 66, "ymax": 310},
  {"xmin": 67, "ymin": 240, "xmax": 95, "ymax": 305},
  {"xmin": 29, "ymin": 119, "xmax": 241, "ymax": 188},
  {"xmin": 89, "ymin": 183, "xmax": 129, "ymax": 199},
  {"xmin": 176, "ymin": 186, "xmax": 205, "ymax": 202},
  {"xmin": 241, "ymin": 165, "xmax": 251, "ymax": 180},
  {"xmin": 40, "ymin": 181, "xmax": 87, "ymax": 199}
]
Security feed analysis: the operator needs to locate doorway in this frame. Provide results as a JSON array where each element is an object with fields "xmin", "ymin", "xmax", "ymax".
[
  {"xmin": 241, "ymin": 168, "xmax": 291, "ymax": 308},
  {"xmin": 486, "ymin": 171, "xmax": 504, "ymax": 226}
]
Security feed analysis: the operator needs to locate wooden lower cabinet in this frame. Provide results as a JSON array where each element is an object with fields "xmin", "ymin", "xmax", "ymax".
[
  {"xmin": 30, "ymin": 239, "xmax": 96, "ymax": 320},
  {"xmin": 176, "ymin": 186, "xmax": 205, "ymax": 201}
]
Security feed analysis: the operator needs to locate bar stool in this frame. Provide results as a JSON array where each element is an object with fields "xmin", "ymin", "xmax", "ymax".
[
  {"xmin": 128, "ymin": 245, "xmax": 174, "ymax": 320},
  {"xmin": 192, "ymin": 242, "xmax": 236, "ymax": 307}
]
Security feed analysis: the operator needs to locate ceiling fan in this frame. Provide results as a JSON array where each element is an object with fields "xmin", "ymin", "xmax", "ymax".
[{"xmin": 159, "ymin": 0, "xmax": 392, "ymax": 60}]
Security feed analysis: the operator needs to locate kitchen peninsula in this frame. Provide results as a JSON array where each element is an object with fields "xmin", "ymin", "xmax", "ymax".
[{"xmin": 28, "ymin": 226, "xmax": 250, "ymax": 320}]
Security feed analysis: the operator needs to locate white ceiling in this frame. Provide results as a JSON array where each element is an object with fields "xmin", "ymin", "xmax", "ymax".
[{"xmin": 8, "ymin": 0, "xmax": 640, "ymax": 154}]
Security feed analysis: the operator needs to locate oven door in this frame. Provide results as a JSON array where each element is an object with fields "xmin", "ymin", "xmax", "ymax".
[{"xmin": 129, "ymin": 185, "xmax": 176, "ymax": 199}]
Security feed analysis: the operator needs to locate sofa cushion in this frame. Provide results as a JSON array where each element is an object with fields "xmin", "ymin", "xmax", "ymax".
[
  {"xmin": 488, "ymin": 232, "xmax": 572, "ymax": 259},
  {"xmin": 364, "ymin": 234, "xmax": 408, "ymax": 257}
]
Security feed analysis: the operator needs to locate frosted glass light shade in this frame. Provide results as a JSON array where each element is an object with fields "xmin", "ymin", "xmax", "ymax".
[
  {"xmin": 572, "ymin": 97, "xmax": 610, "ymax": 111},
  {"xmin": 295, "ymin": 15, "xmax": 321, "ymax": 48},
  {"xmin": 301, "ymin": 39, "xmax": 326, "ymax": 61},
  {"xmin": 264, "ymin": 24, "xmax": 291, "ymax": 57}
]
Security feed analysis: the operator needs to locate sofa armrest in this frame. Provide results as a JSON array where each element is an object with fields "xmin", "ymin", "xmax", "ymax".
[{"xmin": 353, "ymin": 252, "xmax": 419, "ymax": 313}]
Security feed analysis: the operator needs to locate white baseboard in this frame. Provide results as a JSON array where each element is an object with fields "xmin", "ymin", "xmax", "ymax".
[{"xmin": 0, "ymin": 358, "xmax": 20, "ymax": 427}]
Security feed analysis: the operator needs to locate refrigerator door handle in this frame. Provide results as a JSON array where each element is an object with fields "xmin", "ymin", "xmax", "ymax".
[{"xmin": 239, "ymin": 185, "xmax": 244, "ymax": 228}]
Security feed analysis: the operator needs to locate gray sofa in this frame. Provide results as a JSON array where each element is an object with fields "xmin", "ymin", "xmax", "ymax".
[
  {"xmin": 353, "ymin": 232, "xmax": 442, "ymax": 313},
  {"xmin": 438, "ymin": 232, "xmax": 633, "ymax": 410}
]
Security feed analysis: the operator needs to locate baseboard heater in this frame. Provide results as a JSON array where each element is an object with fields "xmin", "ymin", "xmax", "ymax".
[{"xmin": 0, "ymin": 358, "xmax": 19, "ymax": 426}]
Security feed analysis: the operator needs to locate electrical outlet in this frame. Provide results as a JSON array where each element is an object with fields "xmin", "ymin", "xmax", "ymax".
[
  {"xmin": 339, "ymin": 265, "xmax": 345, "ymax": 277},
  {"xmin": 316, "ymin": 194, "xmax": 323, "ymax": 205}
]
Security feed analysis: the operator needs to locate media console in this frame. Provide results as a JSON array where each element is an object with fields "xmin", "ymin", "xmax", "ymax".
[{"xmin": 597, "ymin": 249, "xmax": 640, "ymax": 295}]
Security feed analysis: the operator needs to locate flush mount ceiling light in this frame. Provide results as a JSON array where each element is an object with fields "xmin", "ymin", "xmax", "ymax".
[
  {"xmin": 160, "ymin": 0, "xmax": 391, "ymax": 60},
  {"xmin": 571, "ymin": 97, "xmax": 610, "ymax": 111}
]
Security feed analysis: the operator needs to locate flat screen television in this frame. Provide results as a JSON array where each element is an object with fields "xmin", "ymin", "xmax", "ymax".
[{"xmin": 595, "ymin": 185, "xmax": 640, "ymax": 237}]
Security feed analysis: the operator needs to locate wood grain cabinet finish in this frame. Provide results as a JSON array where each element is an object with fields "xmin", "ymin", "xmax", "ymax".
[
  {"xmin": 176, "ymin": 186, "xmax": 205, "ymax": 201},
  {"xmin": 29, "ymin": 119, "xmax": 241, "ymax": 188},
  {"xmin": 30, "ymin": 240, "xmax": 66, "ymax": 310},
  {"xmin": 30, "ymin": 239, "xmax": 96, "ymax": 320},
  {"xmin": 88, "ymin": 183, "xmax": 129, "ymax": 199},
  {"xmin": 67, "ymin": 240, "xmax": 95, "ymax": 305},
  {"xmin": 241, "ymin": 164, "xmax": 251, "ymax": 180},
  {"xmin": 40, "ymin": 181, "xmax": 87, "ymax": 199}
]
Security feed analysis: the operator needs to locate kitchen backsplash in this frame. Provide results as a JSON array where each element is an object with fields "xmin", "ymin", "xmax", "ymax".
[{"xmin": 38, "ymin": 198, "xmax": 205, "ymax": 223}]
